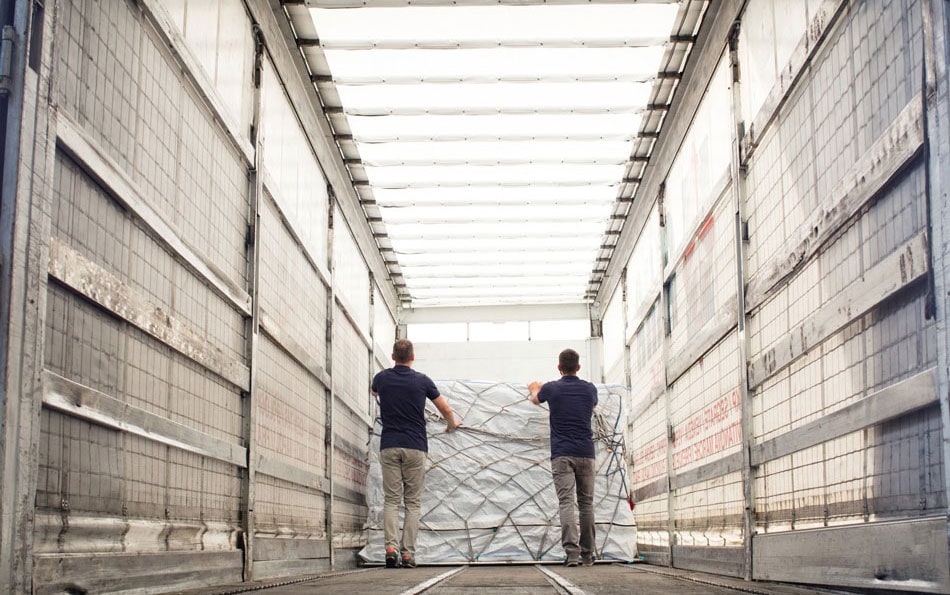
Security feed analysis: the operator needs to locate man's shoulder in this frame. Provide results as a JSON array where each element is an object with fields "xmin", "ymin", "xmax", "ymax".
[
  {"xmin": 571, "ymin": 376, "xmax": 596, "ymax": 389},
  {"xmin": 553, "ymin": 376, "xmax": 595, "ymax": 387},
  {"xmin": 404, "ymin": 367, "xmax": 430, "ymax": 380},
  {"xmin": 400, "ymin": 368, "xmax": 437, "ymax": 388},
  {"xmin": 564, "ymin": 377, "xmax": 598, "ymax": 397}
]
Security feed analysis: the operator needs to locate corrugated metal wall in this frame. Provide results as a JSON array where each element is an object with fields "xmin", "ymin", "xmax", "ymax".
[
  {"xmin": 0, "ymin": 0, "xmax": 397, "ymax": 591},
  {"xmin": 615, "ymin": 0, "xmax": 950, "ymax": 591},
  {"xmin": 2, "ymin": 0, "xmax": 949, "ymax": 592}
]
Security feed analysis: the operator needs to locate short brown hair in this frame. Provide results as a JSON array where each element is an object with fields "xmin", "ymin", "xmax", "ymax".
[
  {"xmin": 393, "ymin": 339, "xmax": 414, "ymax": 364},
  {"xmin": 558, "ymin": 349, "xmax": 580, "ymax": 374}
]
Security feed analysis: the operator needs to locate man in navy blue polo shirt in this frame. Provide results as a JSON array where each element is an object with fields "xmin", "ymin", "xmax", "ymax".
[
  {"xmin": 372, "ymin": 339, "xmax": 460, "ymax": 569},
  {"xmin": 528, "ymin": 348, "xmax": 599, "ymax": 567}
]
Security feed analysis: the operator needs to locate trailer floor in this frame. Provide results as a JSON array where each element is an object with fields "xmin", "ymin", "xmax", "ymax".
[{"xmin": 181, "ymin": 563, "xmax": 851, "ymax": 595}]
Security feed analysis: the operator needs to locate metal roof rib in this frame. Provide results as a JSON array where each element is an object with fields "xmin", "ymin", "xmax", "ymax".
[{"xmin": 282, "ymin": 1, "xmax": 707, "ymax": 307}]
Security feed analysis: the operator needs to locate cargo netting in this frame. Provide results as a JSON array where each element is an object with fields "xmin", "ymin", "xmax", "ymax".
[{"xmin": 358, "ymin": 380, "xmax": 637, "ymax": 564}]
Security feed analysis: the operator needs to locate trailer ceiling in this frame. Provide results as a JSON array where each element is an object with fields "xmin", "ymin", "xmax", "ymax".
[{"xmin": 283, "ymin": 0, "xmax": 706, "ymax": 308}]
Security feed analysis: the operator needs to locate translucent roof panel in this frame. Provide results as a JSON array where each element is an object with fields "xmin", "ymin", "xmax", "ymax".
[
  {"xmin": 336, "ymin": 82, "xmax": 652, "ymax": 113},
  {"xmin": 365, "ymin": 164, "xmax": 624, "ymax": 187},
  {"xmin": 302, "ymin": 2, "xmax": 682, "ymax": 307},
  {"xmin": 373, "ymin": 186, "xmax": 620, "ymax": 206},
  {"xmin": 312, "ymin": 5, "xmax": 679, "ymax": 43},
  {"xmin": 322, "ymin": 47, "xmax": 666, "ymax": 80},
  {"xmin": 379, "ymin": 204, "xmax": 612, "ymax": 224},
  {"xmin": 348, "ymin": 115, "xmax": 643, "ymax": 143}
]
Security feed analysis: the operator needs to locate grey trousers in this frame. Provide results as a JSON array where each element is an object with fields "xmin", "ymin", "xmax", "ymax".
[
  {"xmin": 551, "ymin": 456, "xmax": 596, "ymax": 558},
  {"xmin": 380, "ymin": 447, "xmax": 427, "ymax": 557}
]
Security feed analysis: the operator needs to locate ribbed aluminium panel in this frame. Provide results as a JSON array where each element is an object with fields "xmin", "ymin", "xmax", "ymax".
[
  {"xmin": 672, "ymin": 473, "xmax": 743, "ymax": 546},
  {"xmin": 158, "ymin": 0, "xmax": 255, "ymax": 132},
  {"xmin": 628, "ymin": 332, "xmax": 667, "ymax": 559},
  {"xmin": 259, "ymin": 194, "xmax": 329, "ymax": 365},
  {"xmin": 57, "ymin": 411, "xmax": 125, "ymax": 516},
  {"xmin": 744, "ymin": 0, "xmax": 941, "ymax": 537},
  {"xmin": 53, "ymin": 0, "xmax": 140, "ymax": 173},
  {"xmin": 629, "ymin": 395, "xmax": 667, "ymax": 493},
  {"xmin": 51, "ymin": 155, "xmax": 133, "ymax": 303},
  {"xmin": 822, "ymin": 430, "xmax": 867, "ymax": 524},
  {"xmin": 667, "ymin": 192, "xmax": 736, "ymax": 361},
  {"xmin": 628, "ymin": 302, "xmax": 663, "ymax": 410},
  {"xmin": 631, "ymin": 497, "xmax": 668, "ymax": 551},
  {"xmin": 332, "ymin": 303, "xmax": 371, "ymax": 421},
  {"xmin": 124, "ymin": 433, "xmax": 169, "ymax": 519},
  {"xmin": 334, "ymin": 209, "xmax": 372, "ymax": 332},
  {"xmin": 624, "ymin": 205, "xmax": 661, "ymax": 339},
  {"xmin": 40, "ymin": 0, "xmax": 252, "ymax": 568},
  {"xmin": 668, "ymin": 336, "xmax": 741, "ymax": 477},
  {"xmin": 602, "ymin": 286, "xmax": 625, "ymax": 381},
  {"xmin": 44, "ymin": 281, "xmax": 123, "ymax": 399},
  {"xmin": 742, "ymin": 124, "xmax": 787, "ymax": 281},
  {"xmin": 256, "ymin": 337, "xmax": 327, "ymax": 471},
  {"xmin": 167, "ymin": 358, "xmax": 244, "ymax": 443},
  {"xmin": 261, "ymin": 58, "xmax": 330, "ymax": 268},
  {"xmin": 851, "ymin": 0, "xmax": 922, "ymax": 155},
  {"xmin": 663, "ymin": 58, "xmax": 732, "ymax": 262},
  {"xmin": 51, "ymin": 154, "xmax": 247, "ymax": 434},
  {"xmin": 332, "ymin": 500, "xmax": 368, "ymax": 549},
  {"xmin": 175, "ymin": 89, "xmax": 249, "ymax": 287},
  {"xmin": 136, "ymin": 24, "xmax": 182, "ymax": 229},
  {"xmin": 333, "ymin": 402, "xmax": 371, "ymax": 499},
  {"xmin": 254, "ymin": 475, "xmax": 327, "ymax": 537},
  {"xmin": 866, "ymin": 406, "xmax": 947, "ymax": 518},
  {"xmin": 629, "ymin": 309, "xmax": 666, "ymax": 494},
  {"xmin": 373, "ymin": 286, "xmax": 397, "ymax": 361}
]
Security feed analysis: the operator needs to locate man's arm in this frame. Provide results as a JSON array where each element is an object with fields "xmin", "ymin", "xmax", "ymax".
[
  {"xmin": 527, "ymin": 381, "xmax": 543, "ymax": 405},
  {"xmin": 432, "ymin": 395, "xmax": 461, "ymax": 432}
]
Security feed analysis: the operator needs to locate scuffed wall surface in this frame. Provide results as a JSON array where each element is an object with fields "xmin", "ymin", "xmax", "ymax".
[
  {"xmin": 26, "ymin": 0, "xmax": 393, "ymax": 589},
  {"xmin": 619, "ymin": 0, "xmax": 947, "ymax": 588}
]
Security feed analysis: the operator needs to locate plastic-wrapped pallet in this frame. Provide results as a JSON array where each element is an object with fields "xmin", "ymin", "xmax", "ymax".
[{"xmin": 358, "ymin": 380, "xmax": 637, "ymax": 564}]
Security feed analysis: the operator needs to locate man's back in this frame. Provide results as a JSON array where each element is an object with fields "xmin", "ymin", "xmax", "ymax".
[
  {"xmin": 373, "ymin": 365, "xmax": 439, "ymax": 452},
  {"xmin": 539, "ymin": 376, "xmax": 598, "ymax": 459}
]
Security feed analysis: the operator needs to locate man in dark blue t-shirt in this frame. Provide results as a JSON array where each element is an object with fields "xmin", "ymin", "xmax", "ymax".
[
  {"xmin": 528, "ymin": 348, "xmax": 598, "ymax": 567},
  {"xmin": 372, "ymin": 339, "xmax": 460, "ymax": 568}
]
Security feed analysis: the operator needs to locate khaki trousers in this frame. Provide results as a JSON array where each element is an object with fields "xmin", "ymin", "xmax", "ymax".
[{"xmin": 380, "ymin": 447, "xmax": 427, "ymax": 557}]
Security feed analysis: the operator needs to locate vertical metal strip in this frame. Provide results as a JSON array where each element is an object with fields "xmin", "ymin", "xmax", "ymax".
[
  {"xmin": 920, "ymin": 0, "xmax": 950, "ymax": 556},
  {"xmin": 326, "ymin": 192, "xmax": 336, "ymax": 569},
  {"xmin": 658, "ymin": 184, "xmax": 675, "ymax": 567},
  {"xmin": 368, "ymin": 273, "xmax": 376, "ymax": 418},
  {"xmin": 242, "ymin": 24, "xmax": 265, "ymax": 583},
  {"xmin": 587, "ymin": 300, "xmax": 604, "ymax": 383},
  {"xmin": 726, "ymin": 20, "xmax": 755, "ymax": 582},
  {"xmin": 621, "ymin": 268, "xmax": 632, "ymax": 390},
  {"xmin": 0, "ymin": 0, "xmax": 56, "ymax": 589}
]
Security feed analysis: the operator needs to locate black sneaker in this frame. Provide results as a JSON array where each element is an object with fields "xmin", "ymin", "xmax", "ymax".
[
  {"xmin": 565, "ymin": 556, "xmax": 580, "ymax": 567},
  {"xmin": 385, "ymin": 548, "xmax": 399, "ymax": 568},
  {"xmin": 402, "ymin": 555, "xmax": 417, "ymax": 568},
  {"xmin": 581, "ymin": 556, "xmax": 595, "ymax": 566}
]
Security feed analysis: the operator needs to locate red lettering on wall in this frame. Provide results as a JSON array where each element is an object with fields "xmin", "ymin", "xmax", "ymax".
[{"xmin": 670, "ymin": 388, "xmax": 741, "ymax": 469}]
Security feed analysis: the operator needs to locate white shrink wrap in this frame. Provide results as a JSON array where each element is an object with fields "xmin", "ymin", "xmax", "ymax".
[{"xmin": 359, "ymin": 380, "xmax": 637, "ymax": 564}]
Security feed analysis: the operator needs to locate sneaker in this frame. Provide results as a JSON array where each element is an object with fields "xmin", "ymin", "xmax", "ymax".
[
  {"xmin": 402, "ymin": 555, "xmax": 417, "ymax": 568},
  {"xmin": 565, "ymin": 556, "xmax": 580, "ymax": 567},
  {"xmin": 580, "ymin": 556, "xmax": 595, "ymax": 566},
  {"xmin": 385, "ymin": 548, "xmax": 399, "ymax": 568}
]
